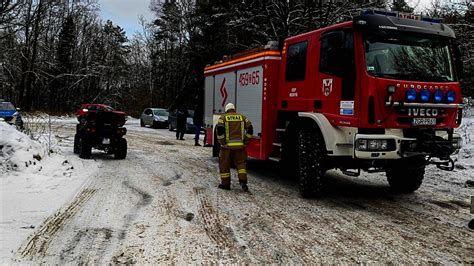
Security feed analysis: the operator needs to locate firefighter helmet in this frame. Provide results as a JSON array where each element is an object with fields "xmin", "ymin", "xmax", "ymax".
[{"xmin": 225, "ymin": 103, "xmax": 235, "ymax": 112}]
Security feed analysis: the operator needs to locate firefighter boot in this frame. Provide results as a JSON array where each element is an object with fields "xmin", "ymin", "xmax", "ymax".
[
  {"xmin": 218, "ymin": 183, "xmax": 231, "ymax": 190},
  {"xmin": 240, "ymin": 180, "xmax": 249, "ymax": 192}
]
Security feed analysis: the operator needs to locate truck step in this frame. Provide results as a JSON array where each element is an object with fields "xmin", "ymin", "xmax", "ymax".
[
  {"xmin": 268, "ymin": 156, "xmax": 281, "ymax": 162},
  {"xmin": 272, "ymin": 142, "xmax": 282, "ymax": 147}
]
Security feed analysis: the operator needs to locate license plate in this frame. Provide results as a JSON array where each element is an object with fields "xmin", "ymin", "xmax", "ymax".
[
  {"xmin": 412, "ymin": 118, "xmax": 436, "ymax": 126},
  {"xmin": 102, "ymin": 138, "xmax": 110, "ymax": 144}
]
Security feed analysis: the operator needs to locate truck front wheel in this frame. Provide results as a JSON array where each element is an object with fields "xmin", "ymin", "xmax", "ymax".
[
  {"xmin": 386, "ymin": 158, "xmax": 425, "ymax": 193},
  {"xmin": 297, "ymin": 127, "xmax": 327, "ymax": 198}
]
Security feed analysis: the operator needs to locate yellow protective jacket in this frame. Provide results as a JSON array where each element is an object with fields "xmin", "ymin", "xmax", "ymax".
[{"xmin": 216, "ymin": 112, "xmax": 253, "ymax": 149}]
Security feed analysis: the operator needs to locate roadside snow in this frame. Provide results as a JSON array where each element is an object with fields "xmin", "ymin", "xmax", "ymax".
[
  {"xmin": 0, "ymin": 122, "xmax": 46, "ymax": 174},
  {"xmin": 455, "ymin": 115, "xmax": 474, "ymax": 177},
  {"xmin": 0, "ymin": 121, "xmax": 96, "ymax": 263}
]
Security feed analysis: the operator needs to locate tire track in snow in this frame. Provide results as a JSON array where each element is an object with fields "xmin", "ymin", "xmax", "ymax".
[
  {"xmin": 194, "ymin": 187, "xmax": 241, "ymax": 263},
  {"xmin": 59, "ymin": 227, "xmax": 113, "ymax": 264},
  {"xmin": 16, "ymin": 188, "xmax": 97, "ymax": 260}
]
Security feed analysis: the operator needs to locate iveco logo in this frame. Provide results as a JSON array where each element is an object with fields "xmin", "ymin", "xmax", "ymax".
[{"xmin": 408, "ymin": 108, "xmax": 438, "ymax": 117}]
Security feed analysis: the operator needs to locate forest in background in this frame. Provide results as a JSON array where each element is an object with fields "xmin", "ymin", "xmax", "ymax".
[{"xmin": 0, "ymin": 0, "xmax": 472, "ymax": 116}]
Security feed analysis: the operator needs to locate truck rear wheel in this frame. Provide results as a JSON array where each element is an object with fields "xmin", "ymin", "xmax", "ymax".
[
  {"xmin": 140, "ymin": 119, "xmax": 145, "ymax": 127},
  {"xmin": 73, "ymin": 134, "xmax": 79, "ymax": 154},
  {"xmin": 297, "ymin": 127, "xmax": 327, "ymax": 198},
  {"xmin": 79, "ymin": 136, "xmax": 91, "ymax": 159},
  {"xmin": 386, "ymin": 158, "xmax": 425, "ymax": 193},
  {"xmin": 115, "ymin": 138, "xmax": 127, "ymax": 159}
]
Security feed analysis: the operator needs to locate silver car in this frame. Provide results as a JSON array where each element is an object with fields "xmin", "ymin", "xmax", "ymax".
[{"xmin": 140, "ymin": 108, "xmax": 169, "ymax": 128}]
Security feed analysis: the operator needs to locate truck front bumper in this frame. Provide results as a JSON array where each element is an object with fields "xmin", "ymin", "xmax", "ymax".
[{"xmin": 354, "ymin": 129, "xmax": 461, "ymax": 160}]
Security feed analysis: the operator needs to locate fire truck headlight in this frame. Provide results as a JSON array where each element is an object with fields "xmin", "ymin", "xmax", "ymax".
[
  {"xmin": 368, "ymin": 140, "xmax": 379, "ymax": 150},
  {"xmin": 356, "ymin": 139, "xmax": 367, "ymax": 151},
  {"xmin": 434, "ymin": 90, "xmax": 443, "ymax": 103},
  {"xmin": 447, "ymin": 90, "xmax": 455, "ymax": 103},
  {"xmin": 420, "ymin": 90, "xmax": 430, "ymax": 102},
  {"xmin": 406, "ymin": 89, "xmax": 417, "ymax": 102},
  {"xmin": 356, "ymin": 139, "xmax": 395, "ymax": 151},
  {"xmin": 452, "ymin": 138, "xmax": 462, "ymax": 150},
  {"xmin": 380, "ymin": 140, "xmax": 388, "ymax": 150}
]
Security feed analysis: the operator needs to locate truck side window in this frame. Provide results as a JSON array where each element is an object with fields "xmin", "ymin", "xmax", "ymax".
[
  {"xmin": 320, "ymin": 30, "xmax": 355, "ymax": 100},
  {"xmin": 285, "ymin": 41, "xmax": 308, "ymax": 81}
]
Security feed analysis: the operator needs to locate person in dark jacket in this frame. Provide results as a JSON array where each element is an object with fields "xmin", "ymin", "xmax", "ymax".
[{"xmin": 176, "ymin": 107, "xmax": 188, "ymax": 140}]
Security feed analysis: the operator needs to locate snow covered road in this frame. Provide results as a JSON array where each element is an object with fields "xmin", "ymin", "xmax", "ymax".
[{"xmin": 5, "ymin": 118, "xmax": 474, "ymax": 263}]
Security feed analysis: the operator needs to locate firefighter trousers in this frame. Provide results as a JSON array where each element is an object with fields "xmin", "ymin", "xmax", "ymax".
[{"xmin": 219, "ymin": 147, "xmax": 247, "ymax": 186}]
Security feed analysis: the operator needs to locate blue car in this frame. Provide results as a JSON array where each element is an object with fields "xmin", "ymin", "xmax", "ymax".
[{"xmin": 0, "ymin": 100, "xmax": 23, "ymax": 128}]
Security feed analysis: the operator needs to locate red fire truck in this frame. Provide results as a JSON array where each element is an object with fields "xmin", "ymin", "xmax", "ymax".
[{"xmin": 203, "ymin": 10, "xmax": 464, "ymax": 197}]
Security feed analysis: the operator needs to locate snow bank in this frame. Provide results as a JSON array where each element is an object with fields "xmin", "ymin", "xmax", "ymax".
[
  {"xmin": 0, "ymin": 122, "xmax": 47, "ymax": 174},
  {"xmin": 456, "ymin": 115, "xmax": 474, "ymax": 170},
  {"xmin": 0, "ymin": 119, "xmax": 96, "ymax": 263}
]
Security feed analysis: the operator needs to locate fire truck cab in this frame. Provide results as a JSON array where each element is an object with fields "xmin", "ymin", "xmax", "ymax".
[{"xmin": 204, "ymin": 10, "xmax": 464, "ymax": 197}]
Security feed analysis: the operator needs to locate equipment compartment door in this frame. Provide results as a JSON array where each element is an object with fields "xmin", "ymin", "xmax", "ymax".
[
  {"xmin": 236, "ymin": 66, "xmax": 263, "ymax": 136},
  {"xmin": 214, "ymin": 72, "xmax": 236, "ymax": 114},
  {"xmin": 204, "ymin": 76, "xmax": 214, "ymax": 126}
]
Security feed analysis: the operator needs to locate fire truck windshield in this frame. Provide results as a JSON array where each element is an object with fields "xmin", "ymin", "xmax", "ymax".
[{"xmin": 363, "ymin": 33, "xmax": 455, "ymax": 82}]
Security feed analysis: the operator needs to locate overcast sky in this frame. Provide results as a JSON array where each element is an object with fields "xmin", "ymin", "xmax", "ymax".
[{"xmin": 98, "ymin": 0, "xmax": 155, "ymax": 38}]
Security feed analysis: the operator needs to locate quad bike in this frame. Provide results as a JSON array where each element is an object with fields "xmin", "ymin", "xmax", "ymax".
[{"xmin": 74, "ymin": 111, "xmax": 127, "ymax": 159}]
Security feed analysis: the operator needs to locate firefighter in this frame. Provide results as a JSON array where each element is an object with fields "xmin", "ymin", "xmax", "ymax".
[{"xmin": 216, "ymin": 103, "xmax": 253, "ymax": 191}]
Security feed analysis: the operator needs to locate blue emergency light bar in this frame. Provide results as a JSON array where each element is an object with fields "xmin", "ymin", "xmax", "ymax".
[{"xmin": 362, "ymin": 9, "xmax": 442, "ymax": 24}]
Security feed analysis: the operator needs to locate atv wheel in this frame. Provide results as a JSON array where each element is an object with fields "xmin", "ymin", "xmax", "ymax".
[
  {"xmin": 386, "ymin": 157, "xmax": 425, "ymax": 193},
  {"xmin": 115, "ymin": 138, "xmax": 127, "ymax": 159},
  {"xmin": 140, "ymin": 119, "xmax": 145, "ymax": 127},
  {"xmin": 79, "ymin": 136, "xmax": 91, "ymax": 159},
  {"xmin": 297, "ymin": 127, "xmax": 327, "ymax": 198},
  {"xmin": 73, "ymin": 134, "xmax": 79, "ymax": 154}
]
